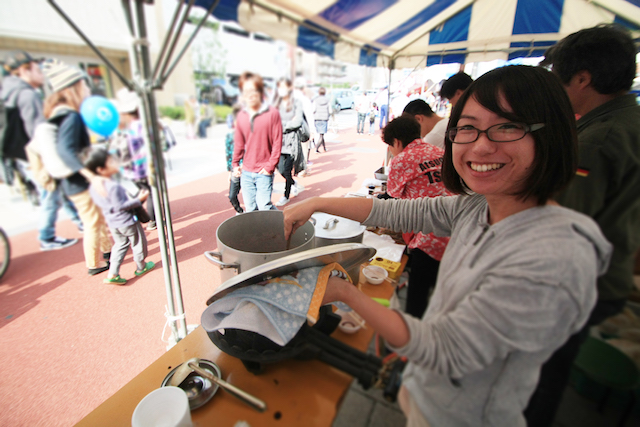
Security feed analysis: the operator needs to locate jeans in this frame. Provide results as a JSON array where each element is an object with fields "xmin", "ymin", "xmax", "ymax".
[
  {"xmin": 240, "ymin": 171, "xmax": 276, "ymax": 212},
  {"xmin": 356, "ymin": 113, "xmax": 366, "ymax": 133},
  {"xmin": 229, "ymin": 175, "xmax": 241, "ymax": 206},
  {"xmin": 379, "ymin": 104, "xmax": 388, "ymax": 128},
  {"xmin": 279, "ymin": 154, "xmax": 295, "ymax": 198},
  {"xmin": 109, "ymin": 222, "xmax": 147, "ymax": 276},
  {"xmin": 369, "ymin": 120, "xmax": 375, "ymax": 134},
  {"xmin": 198, "ymin": 118, "xmax": 212, "ymax": 138},
  {"xmin": 38, "ymin": 185, "xmax": 82, "ymax": 242}
]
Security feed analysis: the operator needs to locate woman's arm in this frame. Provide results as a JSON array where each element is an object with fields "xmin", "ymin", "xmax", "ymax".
[
  {"xmin": 324, "ymin": 276, "xmax": 410, "ymax": 347},
  {"xmin": 283, "ymin": 196, "xmax": 373, "ymax": 240}
]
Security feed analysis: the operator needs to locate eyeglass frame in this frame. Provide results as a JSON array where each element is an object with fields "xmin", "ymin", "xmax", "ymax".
[{"xmin": 447, "ymin": 122, "xmax": 545, "ymax": 144}]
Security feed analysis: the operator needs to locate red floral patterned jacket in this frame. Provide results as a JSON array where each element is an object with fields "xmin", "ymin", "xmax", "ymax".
[{"xmin": 387, "ymin": 139, "xmax": 451, "ymax": 260}]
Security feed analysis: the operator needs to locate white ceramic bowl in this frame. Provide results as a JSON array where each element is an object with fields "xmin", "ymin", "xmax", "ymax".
[
  {"xmin": 335, "ymin": 309, "xmax": 363, "ymax": 334},
  {"xmin": 362, "ymin": 265, "xmax": 388, "ymax": 285},
  {"xmin": 338, "ymin": 318, "xmax": 362, "ymax": 334}
]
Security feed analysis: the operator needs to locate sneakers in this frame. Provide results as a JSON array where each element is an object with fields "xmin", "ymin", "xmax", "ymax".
[
  {"xmin": 146, "ymin": 221, "xmax": 157, "ymax": 231},
  {"xmin": 135, "ymin": 261, "xmax": 155, "ymax": 277},
  {"xmin": 291, "ymin": 185, "xmax": 299, "ymax": 197},
  {"xmin": 40, "ymin": 236, "xmax": 78, "ymax": 251},
  {"xmin": 275, "ymin": 196, "xmax": 290, "ymax": 207}
]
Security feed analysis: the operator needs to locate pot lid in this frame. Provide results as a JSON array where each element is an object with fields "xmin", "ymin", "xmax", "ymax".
[
  {"xmin": 311, "ymin": 213, "xmax": 366, "ymax": 239},
  {"xmin": 205, "ymin": 243, "xmax": 376, "ymax": 305}
]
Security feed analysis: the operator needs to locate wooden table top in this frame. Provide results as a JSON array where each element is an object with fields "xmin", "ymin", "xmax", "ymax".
[{"xmin": 75, "ymin": 262, "xmax": 403, "ymax": 427}]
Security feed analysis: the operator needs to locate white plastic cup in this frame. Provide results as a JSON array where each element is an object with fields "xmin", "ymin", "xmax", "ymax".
[{"xmin": 132, "ymin": 386, "xmax": 193, "ymax": 427}]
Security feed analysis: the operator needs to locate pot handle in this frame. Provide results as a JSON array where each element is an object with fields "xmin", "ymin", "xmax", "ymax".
[
  {"xmin": 204, "ymin": 251, "xmax": 240, "ymax": 271},
  {"xmin": 323, "ymin": 218, "xmax": 339, "ymax": 230}
]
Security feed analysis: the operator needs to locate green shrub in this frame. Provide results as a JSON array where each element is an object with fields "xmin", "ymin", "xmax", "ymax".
[
  {"xmin": 213, "ymin": 105, "xmax": 232, "ymax": 123},
  {"xmin": 159, "ymin": 106, "xmax": 185, "ymax": 121}
]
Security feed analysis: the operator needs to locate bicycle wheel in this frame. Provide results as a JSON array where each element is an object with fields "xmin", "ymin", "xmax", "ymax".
[{"xmin": 0, "ymin": 228, "xmax": 10, "ymax": 280}]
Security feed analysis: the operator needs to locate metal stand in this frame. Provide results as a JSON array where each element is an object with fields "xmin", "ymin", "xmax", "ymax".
[{"xmin": 48, "ymin": 0, "xmax": 221, "ymax": 345}]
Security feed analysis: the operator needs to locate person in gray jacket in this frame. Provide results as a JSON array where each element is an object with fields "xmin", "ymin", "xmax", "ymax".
[
  {"xmin": 274, "ymin": 78, "xmax": 305, "ymax": 207},
  {"xmin": 283, "ymin": 66, "xmax": 612, "ymax": 427},
  {"xmin": 2, "ymin": 50, "xmax": 80, "ymax": 250}
]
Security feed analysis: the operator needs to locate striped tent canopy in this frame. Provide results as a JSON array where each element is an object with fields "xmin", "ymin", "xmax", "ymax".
[{"xmin": 194, "ymin": 0, "xmax": 640, "ymax": 68}]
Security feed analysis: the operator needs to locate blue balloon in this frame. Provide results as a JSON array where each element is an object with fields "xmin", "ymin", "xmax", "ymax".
[{"xmin": 80, "ymin": 96, "xmax": 120, "ymax": 137}]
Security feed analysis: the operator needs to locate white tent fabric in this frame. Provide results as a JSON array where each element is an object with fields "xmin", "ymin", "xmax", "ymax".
[{"xmin": 196, "ymin": 0, "xmax": 640, "ymax": 68}]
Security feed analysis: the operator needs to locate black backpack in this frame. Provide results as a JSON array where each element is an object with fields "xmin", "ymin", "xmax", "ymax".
[{"xmin": 0, "ymin": 100, "xmax": 29, "ymax": 161}]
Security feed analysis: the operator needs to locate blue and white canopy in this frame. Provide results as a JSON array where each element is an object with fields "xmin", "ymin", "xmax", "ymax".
[{"xmin": 194, "ymin": 0, "xmax": 640, "ymax": 68}]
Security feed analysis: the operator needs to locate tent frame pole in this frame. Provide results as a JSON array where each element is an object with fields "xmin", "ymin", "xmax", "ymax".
[{"xmin": 47, "ymin": 0, "xmax": 217, "ymax": 346}]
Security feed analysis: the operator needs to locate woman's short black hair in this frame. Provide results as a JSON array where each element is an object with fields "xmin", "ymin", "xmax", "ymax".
[
  {"xmin": 382, "ymin": 115, "xmax": 421, "ymax": 148},
  {"xmin": 441, "ymin": 65, "xmax": 577, "ymax": 205},
  {"xmin": 81, "ymin": 145, "xmax": 110, "ymax": 174}
]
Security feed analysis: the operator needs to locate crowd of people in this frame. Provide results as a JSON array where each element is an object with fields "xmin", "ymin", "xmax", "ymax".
[
  {"xmin": 1, "ymin": 53, "xmax": 157, "ymax": 282},
  {"xmin": 1, "ymin": 21, "xmax": 639, "ymax": 427}
]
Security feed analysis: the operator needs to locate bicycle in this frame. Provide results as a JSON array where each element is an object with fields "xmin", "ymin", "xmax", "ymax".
[{"xmin": 0, "ymin": 227, "xmax": 10, "ymax": 280}]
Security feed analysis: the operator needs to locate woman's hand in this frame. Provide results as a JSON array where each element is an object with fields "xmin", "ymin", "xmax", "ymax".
[
  {"xmin": 322, "ymin": 274, "xmax": 410, "ymax": 348},
  {"xmin": 282, "ymin": 197, "xmax": 318, "ymax": 240},
  {"xmin": 322, "ymin": 275, "xmax": 352, "ymax": 305}
]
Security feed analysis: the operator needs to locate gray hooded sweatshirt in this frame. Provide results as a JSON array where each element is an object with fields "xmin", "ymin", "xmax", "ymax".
[
  {"xmin": 1, "ymin": 75, "xmax": 44, "ymax": 139},
  {"xmin": 364, "ymin": 194, "xmax": 612, "ymax": 427}
]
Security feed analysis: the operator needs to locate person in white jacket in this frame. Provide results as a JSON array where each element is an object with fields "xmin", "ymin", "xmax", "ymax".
[{"xmin": 283, "ymin": 65, "xmax": 612, "ymax": 427}]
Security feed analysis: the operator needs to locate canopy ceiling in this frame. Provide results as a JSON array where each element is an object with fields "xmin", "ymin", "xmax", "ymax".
[{"xmin": 193, "ymin": 0, "xmax": 640, "ymax": 68}]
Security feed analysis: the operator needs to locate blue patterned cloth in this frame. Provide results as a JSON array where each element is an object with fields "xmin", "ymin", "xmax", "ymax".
[{"xmin": 202, "ymin": 266, "xmax": 325, "ymax": 346}]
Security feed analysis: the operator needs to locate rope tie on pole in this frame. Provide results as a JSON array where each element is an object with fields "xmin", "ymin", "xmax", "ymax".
[{"xmin": 162, "ymin": 306, "xmax": 186, "ymax": 344}]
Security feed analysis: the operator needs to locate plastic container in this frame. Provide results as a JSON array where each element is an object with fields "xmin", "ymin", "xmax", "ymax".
[{"xmin": 362, "ymin": 265, "xmax": 388, "ymax": 285}]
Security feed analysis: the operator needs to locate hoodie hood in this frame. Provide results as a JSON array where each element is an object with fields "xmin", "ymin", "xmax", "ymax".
[
  {"xmin": 1, "ymin": 75, "xmax": 34, "ymax": 107},
  {"xmin": 315, "ymin": 95, "xmax": 329, "ymax": 106}
]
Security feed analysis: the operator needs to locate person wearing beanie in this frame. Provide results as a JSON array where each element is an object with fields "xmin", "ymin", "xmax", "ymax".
[
  {"xmin": 1, "ymin": 51, "xmax": 81, "ymax": 251},
  {"xmin": 42, "ymin": 59, "xmax": 112, "ymax": 276}
]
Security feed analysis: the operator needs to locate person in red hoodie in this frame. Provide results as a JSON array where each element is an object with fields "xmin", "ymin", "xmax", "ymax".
[{"xmin": 232, "ymin": 72, "xmax": 283, "ymax": 211}]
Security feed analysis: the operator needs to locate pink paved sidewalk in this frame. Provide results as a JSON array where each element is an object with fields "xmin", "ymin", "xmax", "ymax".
[{"xmin": 0, "ymin": 128, "xmax": 387, "ymax": 426}]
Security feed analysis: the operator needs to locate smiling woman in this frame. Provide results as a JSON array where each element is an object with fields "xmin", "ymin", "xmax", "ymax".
[
  {"xmin": 442, "ymin": 65, "xmax": 578, "ymax": 218},
  {"xmin": 281, "ymin": 65, "xmax": 612, "ymax": 426}
]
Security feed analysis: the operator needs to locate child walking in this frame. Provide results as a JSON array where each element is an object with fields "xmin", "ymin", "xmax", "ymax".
[{"xmin": 82, "ymin": 146, "xmax": 155, "ymax": 284}]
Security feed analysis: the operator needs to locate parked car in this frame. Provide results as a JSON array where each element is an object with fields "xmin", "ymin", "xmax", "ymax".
[
  {"xmin": 200, "ymin": 77, "xmax": 239, "ymax": 106},
  {"xmin": 331, "ymin": 90, "xmax": 355, "ymax": 110}
]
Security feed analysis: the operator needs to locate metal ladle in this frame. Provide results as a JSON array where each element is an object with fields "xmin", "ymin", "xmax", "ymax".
[{"xmin": 169, "ymin": 357, "xmax": 267, "ymax": 412}]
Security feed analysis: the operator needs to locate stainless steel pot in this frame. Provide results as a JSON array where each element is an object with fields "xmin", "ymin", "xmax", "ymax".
[
  {"xmin": 205, "ymin": 210, "xmax": 315, "ymax": 282},
  {"xmin": 311, "ymin": 213, "xmax": 366, "ymax": 247}
]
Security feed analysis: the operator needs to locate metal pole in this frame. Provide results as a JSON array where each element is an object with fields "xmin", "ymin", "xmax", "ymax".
[
  {"xmin": 47, "ymin": 0, "xmax": 133, "ymax": 90},
  {"xmin": 156, "ymin": 0, "xmax": 196, "ymax": 86},
  {"xmin": 160, "ymin": 0, "xmax": 221, "ymax": 85},
  {"xmin": 151, "ymin": 0, "xmax": 185, "ymax": 83},
  {"xmin": 130, "ymin": 0, "xmax": 188, "ymax": 342}
]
